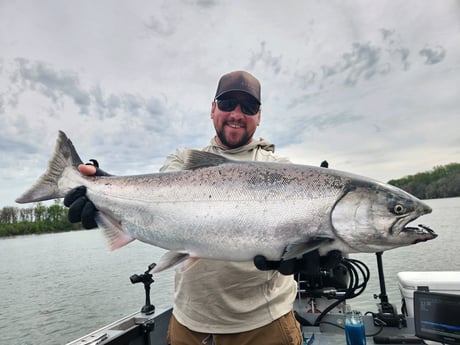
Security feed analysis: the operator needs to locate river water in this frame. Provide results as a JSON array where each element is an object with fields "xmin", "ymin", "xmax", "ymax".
[{"xmin": 1, "ymin": 197, "xmax": 459, "ymax": 345}]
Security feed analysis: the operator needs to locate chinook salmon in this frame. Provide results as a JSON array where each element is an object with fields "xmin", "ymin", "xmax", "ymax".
[{"xmin": 16, "ymin": 131, "xmax": 436, "ymax": 272}]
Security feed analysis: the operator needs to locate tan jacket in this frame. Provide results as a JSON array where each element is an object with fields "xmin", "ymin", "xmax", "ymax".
[{"xmin": 160, "ymin": 137, "xmax": 297, "ymax": 333}]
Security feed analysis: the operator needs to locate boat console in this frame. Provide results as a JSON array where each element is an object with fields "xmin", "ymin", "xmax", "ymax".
[{"xmin": 66, "ymin": 258, "xmax": 460, "ymax": 345}]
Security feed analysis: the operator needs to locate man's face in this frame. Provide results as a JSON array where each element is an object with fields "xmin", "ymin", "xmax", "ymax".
[{"xmin": 211, "ymin": 91, "xmax": 261, "ymax": 149}]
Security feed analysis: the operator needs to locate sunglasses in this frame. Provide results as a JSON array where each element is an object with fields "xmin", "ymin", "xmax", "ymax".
[{"xmin": 215, "ymin": 98, "xmax": 260, "ymax": 116}]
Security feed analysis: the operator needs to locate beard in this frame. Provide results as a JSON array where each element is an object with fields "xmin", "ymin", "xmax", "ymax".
[{"xmin": 215, "ymin": 126, "xmax": 253, "ymax": 149}]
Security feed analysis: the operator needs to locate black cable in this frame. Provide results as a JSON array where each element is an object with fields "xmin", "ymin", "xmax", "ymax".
[
  {"xmin": 312, "ymin": 256, "xmax": 370, "ymax": 326},
  {"xmin": 344, "ymin": 258, "xmax": 370, "ymax": 298}
]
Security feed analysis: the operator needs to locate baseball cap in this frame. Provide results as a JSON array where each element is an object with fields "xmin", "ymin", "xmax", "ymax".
[{"xmin": 214, "ymin": 71, "xmax": 261, "ymax": 104}]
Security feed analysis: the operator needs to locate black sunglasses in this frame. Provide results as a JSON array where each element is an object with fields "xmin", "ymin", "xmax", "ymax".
[{"xmin": 215, "ymin": 98, "xmax": 260, "ymax": 116}]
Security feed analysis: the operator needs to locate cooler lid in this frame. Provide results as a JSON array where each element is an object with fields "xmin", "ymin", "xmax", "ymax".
[{"xmin": 397, "ymin": 271, "xmax": 460, "ymax": 292}]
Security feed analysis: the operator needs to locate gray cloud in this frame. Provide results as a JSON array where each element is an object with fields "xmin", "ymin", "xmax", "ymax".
[
  {"xmin": 419, "ymin": 45, "xmax": 446, "ymax": 64},
  {"xmin": 14, "ymin": 58, "xmax": 91, "ymax": 114},
  {"xmin": 308, "ymin": 112, "xmax": 364, "ymax": 131},
  {"xmin": 193, "ymin": 0, "xmax": 217, "ymax": 8},
  {"xmin": 5, "ymin": 59, "xmax": 169, "ymax": 123},
  {"xmin": 321, "ymin": 42, "xmax": 386, "ymax": 87},
  {"xmin": 379, "ymin": 28, "xmax": 411, "ymax": 70},
  {"xmin": 247, "ymin": 41, "xmax": 283, "ymax": 75},
  {"xmin": 144, "ymin": 15, "xmax": 176, "ymax": 37},
  {"xmin": 294, "ymin": 70, "xmax": 317, "ymax": 90},
  {"xmin": 380, "ymin": 28, "xmax": 394, "ymax": 41},
  {"xmin": 0, "ymin": 138, "xmax": 34, "ymax": 154},
  {"xmin": 267, "ymin": 110, "xmax": 365, "ymax": 148},
  {"xmin": 296, "ymin": 28, "xmax": 447, "ymax": 91},
  {"xmin": 394, "ymin": 47, "xmax": 410, "ymax": 70}
]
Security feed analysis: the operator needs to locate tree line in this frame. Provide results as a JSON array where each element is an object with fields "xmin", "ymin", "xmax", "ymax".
[
  {"xmin": 388, "ymin": 162, "xmax": 460, "ymax": 199},
  {"xmin": 0, "ymin": 200, "xmax": 81, "ymax": 237}
]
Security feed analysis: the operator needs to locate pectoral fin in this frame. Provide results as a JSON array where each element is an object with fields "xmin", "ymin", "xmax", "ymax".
[
  {"xmin": 95, "ymin": 211, "xmax": 135, "ymax": 250},
  {"xmin": 281, "ymin": 235, "xmax": 334, "ymax": 260}
]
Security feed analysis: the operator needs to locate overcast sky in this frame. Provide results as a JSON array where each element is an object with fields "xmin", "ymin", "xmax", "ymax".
[{"xmin": 1, "ymin": 0, "xmax": 459, "ymax": 208}]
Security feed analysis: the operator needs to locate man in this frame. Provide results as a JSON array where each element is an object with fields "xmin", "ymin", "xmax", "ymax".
[{"xmin": 65, "ymin": 71, "xmax": 303, "ymax": 345}]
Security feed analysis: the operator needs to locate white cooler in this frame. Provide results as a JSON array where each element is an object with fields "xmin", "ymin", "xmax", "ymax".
[{"xmin": 397, "ymin": 271, "xmax": 460, "ymax": 316}]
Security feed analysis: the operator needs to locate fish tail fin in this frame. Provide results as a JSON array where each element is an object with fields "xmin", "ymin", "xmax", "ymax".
[{"xmin": 16, "ymin": 130, "xmax": 84, "ymax": 203}]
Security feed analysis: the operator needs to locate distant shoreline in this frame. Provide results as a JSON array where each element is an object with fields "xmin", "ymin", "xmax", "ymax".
[
  {"xmin": 0, "ymin": 221, "xmax": 84, "ymax": 238},
  {"xmin": 0, "ymin": 201, "xmax": 82, "ymax": 237}
]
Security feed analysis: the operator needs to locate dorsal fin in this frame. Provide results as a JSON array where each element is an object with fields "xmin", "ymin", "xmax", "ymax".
[{"xmin": 183, "ymin": 150, "xmax": 232, "ymax": 170}]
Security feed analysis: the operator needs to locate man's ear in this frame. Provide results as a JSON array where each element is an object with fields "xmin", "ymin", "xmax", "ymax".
[{"xmin": 211, "ymin": 101, "xmax": 216, "ymax": 119}]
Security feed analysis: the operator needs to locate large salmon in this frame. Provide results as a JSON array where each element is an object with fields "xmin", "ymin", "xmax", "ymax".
[{"xmin": 16, "ymin": 131, "xmax": 436, "ymax": 272}]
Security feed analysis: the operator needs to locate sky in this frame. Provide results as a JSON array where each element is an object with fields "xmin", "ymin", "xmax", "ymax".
[{"xmin": 1, "ymin": 0, "xmax": 459, "ymax": 208}]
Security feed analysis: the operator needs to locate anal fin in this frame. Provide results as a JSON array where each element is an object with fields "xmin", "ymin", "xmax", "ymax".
[{"xmin": 151, "ymin": 251, "xmax": 192, "ymax": 273}]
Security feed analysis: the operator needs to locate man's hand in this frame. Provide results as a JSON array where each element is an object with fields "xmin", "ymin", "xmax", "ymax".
[
  {"xmin": 63, "ymin": 160, "xmax": 111, "ymax": 229},
  {"xmin": 254, "ymin": 255, "xmax": 312, "ymax": 276},
  {"xmin": 64, "ymin": 185, "xmax": 97, "ymax": 229},
  {"xmin": 254, "ymin": 250, "xmax": 343, "ymax": 276}
]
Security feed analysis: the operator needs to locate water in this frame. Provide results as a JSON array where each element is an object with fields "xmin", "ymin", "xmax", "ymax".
[
  {"xmin": 1, "ymin": 197, "xmax": 459, "ymax": 345},
  {"xmin": 0, "ymin": 231, "xmax": 175, "ymax": 345}
]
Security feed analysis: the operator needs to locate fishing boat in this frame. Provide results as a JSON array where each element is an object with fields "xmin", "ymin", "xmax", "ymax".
[{"xmin": 67, "ymin": 253, "xmax": 460, "ymax": 345}]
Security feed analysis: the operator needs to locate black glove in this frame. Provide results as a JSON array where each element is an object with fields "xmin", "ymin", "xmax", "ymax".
[
  {"xmin": 254, "ymin": 250, "xmax": 343, "ymax": 276},
  {"xmin": 63, "ymin": 160, "xmax": 111, "ymax": 229},
  {"xmin": 254, "ymin": 253, "xmax": 316, "ymax": 276},
  {"xmin": 64, "ymin": 186, "xmax": 98, "ymax": 229}
]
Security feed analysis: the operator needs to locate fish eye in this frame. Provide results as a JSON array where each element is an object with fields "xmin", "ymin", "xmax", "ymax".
[{"xmin": 393, "ymin": 204, "xmax": 406, "ymax": 215}]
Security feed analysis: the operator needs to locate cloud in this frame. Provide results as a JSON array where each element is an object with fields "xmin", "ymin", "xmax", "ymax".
[
  {"xmin": 419, "ymin": 45, "xmax": 446, "ymax": 64},
  {"xmin": 144, "ymin": 15, "xmax": 176, "ymax": 37},
  {"xmin": 323, "ymin": 42, "xmax": 384, "ymax": 86},
  {"xmin": 13, "ymin": 58, "xmax": 91, "ymax": 114},
  {"xmin": 1, "ymin": 1, "xmax": 459, "ymax": 209},
  {"xmin": 247, "ymin": 41, "xmax": 283, "ymax": 75},
  {"xmin": 4, "ymin": 59, "xmax": 171, "ymax": 122},
  {"xmin": 0, "ymin": 58, "xmax": 196, "ymax": 182},
  {"xmin": 317, "ymin": 31, "xmax": 419, "ymax": 88},
  {"xmin": 194, "ymin": 0, "xmax": 217, "ymax": 8}
]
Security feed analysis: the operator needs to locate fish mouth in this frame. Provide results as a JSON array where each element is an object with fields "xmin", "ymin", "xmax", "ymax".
[
  {"xmin": 403, "ymin": 224, "xmax": 437, "ymax": 243},
  {"xmin": 396, "ymin": 203, "xmax": 435, "ymax": 241}
]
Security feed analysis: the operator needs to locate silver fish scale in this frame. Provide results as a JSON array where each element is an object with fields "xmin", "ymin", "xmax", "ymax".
[{"xmin": 85, "ymin": 162, "xmax": 349, "ymax": 260}]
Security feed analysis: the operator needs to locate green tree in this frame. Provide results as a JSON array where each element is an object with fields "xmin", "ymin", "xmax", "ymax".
[
  {"xmin": 388, "ymin": 162, "xmax": 460, "ymax": 199},
  {"xmin": 0, "ymin": 200, "xmax": 83, "ymax": 237}
]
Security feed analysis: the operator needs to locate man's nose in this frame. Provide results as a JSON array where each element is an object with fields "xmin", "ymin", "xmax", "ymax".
[{"xmin": 229, "ymin": 104, "xmax": 245, "ymax": 117}]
